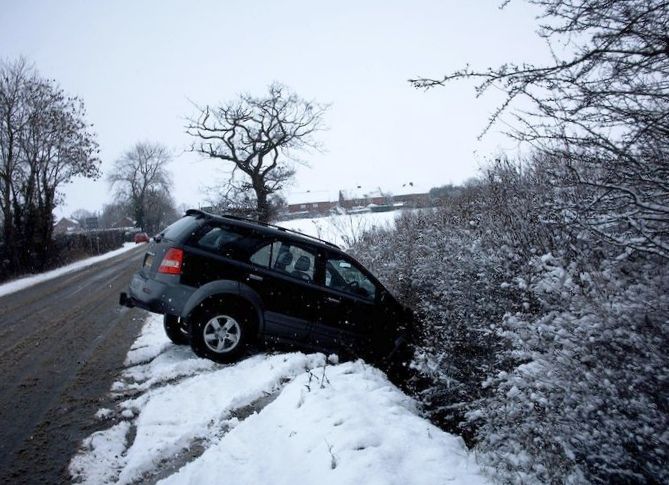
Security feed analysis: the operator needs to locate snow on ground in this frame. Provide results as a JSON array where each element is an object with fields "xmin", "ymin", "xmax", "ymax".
[
  {"xmin": 278, "ymin": 210, "xmax": 411, "ymax": 248},
  {"xmin": 0, "ymin": 242, "xmax": 138, "ymax": 298},
  {"xmin": 70, "ymin": 314, "xmax": 489, "ymax": 485}
]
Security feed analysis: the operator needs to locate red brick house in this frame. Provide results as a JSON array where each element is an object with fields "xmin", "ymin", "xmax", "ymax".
[
  {"xmin": 285, "ymin": 191, "xmax": 336, "ymax": 217},
  {"xmin": 339, "ymin": 183, "xmax": 430, "ymax": 210},
  {"xmin": 385, "ymin": 182, "xmax": 431, "ymax": 208},
  {"xmin": 337, "ymin": 187, "xmax": 389, "ymax": 210}
]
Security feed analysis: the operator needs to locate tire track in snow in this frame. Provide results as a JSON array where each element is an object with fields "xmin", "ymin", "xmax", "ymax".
[
  {"xmin": 134, "ymin": 389, "xmax": 284, "ymax": 485},
  {"xmin": 70, "ymin": 314, "xmax": 328, "ymax": 484}
]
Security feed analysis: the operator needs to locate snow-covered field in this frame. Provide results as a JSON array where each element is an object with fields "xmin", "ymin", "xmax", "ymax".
[
  {"xmin": 70, "ymin": 314, "xmax": 489, "ymax": 485},
  {"xmin": 278, "ymin": 210, "xmax": 409, "ymax": 248},
  {"xmin": 0, "ymin": 242, "xmax": 138, "ymax": 298}
]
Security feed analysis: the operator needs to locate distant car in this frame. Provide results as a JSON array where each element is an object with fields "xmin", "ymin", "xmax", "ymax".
[
  {"xmin": 134, "ymin": 232, "xmax": 150, "ymax": 244},
  {"xmin": 120, "ymin": 210, "xmax": 413, "ymax": 364}
]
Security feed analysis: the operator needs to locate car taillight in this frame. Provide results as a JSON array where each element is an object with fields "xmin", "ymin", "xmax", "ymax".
[{"xmin": 158, "ymin": 248, "xmax": 184, "ymax": 275}]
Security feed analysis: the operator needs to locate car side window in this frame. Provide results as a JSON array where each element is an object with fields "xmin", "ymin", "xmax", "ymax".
[
  {"xmin": 250, "ymin": 242, "xmax": 273, "ymax": 267},
  {"xmin": 250, "ymin": 240, "xmax": 316, "ymax": 282},
  {"xmin": 325, "ymin": 257, "xmax": 377, "ymax": 300}
]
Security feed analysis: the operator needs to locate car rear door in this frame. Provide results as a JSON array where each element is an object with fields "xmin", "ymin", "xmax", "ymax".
[
  {"xmin": 246, "ymin": 238, "xmax": 322, "ymax": 343},
  {"xmin": 179, "ymin": 222, "xmax": 252, "ymax": 288},
  {"xmin": 181, "ymin": 225, "xmax": 319, "ymax": 343}
]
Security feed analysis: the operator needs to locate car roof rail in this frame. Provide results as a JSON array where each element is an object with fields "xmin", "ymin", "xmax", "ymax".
[{"xmin": 184, "ymin": 209, "xmax": 341, "ymax": 250}]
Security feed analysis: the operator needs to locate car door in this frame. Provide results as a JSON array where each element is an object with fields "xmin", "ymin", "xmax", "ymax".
[
  {"xmin": 246, "ymin": 238, "xmax": 322, "ymax": 343},
  {"xmin": 180, "ymin": 222, "xmax": 251, "ymax": 288},
  {"xmin": 310, "ymin": 253, "xmax": 381, "ymax": 355},
  {"xmin": 181, "ymin": 224, "xmax": 312, "ymax": 343}
]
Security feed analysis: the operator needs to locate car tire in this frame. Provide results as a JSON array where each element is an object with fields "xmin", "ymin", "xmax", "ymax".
[
  {"xmin": 189, "ymin": 306, "xmax": 252, "ymax": 363},
  {"xmin": 163, "ymin": 314, "xmax": 189, "ymax": 345}
]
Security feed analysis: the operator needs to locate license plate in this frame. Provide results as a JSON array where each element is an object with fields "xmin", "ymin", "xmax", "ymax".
[{"xmin": 143, "ymin": 253, "xmax": 154, "ymax": 268}]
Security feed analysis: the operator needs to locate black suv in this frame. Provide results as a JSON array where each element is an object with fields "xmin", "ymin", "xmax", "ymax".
[{"xmin": 120, "ymin": 210, "xmax": 412, "ymax": 363}]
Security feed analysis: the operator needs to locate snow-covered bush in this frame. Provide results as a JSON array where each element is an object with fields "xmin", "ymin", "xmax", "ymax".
[
  {"xmin": 352, "ymin": 160, "xmax": 560, "ymax": 432},
  {"xmin": 352, "ymin": 209, "xmax": 522, "ymax": 435},
  {"xmin": 471, "ymin": 254, "xmax": 669, "ymax": 484},
  {"xmin": 350, "ymin": 159, "xmax": 669, "ymax": 483}
]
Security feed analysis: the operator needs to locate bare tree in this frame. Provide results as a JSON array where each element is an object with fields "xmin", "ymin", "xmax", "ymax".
[
  {"xmin": 99, "ymin": 201, "xmax": 132, "ymax": 229},
  {"xmin": 22, "ymin": 73, "xmax": 99, "ymax": 247},
  {"xmin": 205, "ymin": 176, "xmax": 287, "ymax": 221},
  {"xmin": 108, "ymin": 142, "xmax": 173, "ymax": 233},
  {"xmin": 411, "ymin": 0, "xmax": 669, "ymax": 258},
  {"xmin": 143, "ymin": 188, "xmax": 179, "ymax": 233},
  {"xmin": 0, "ymin": 57, "xmax": 99, "ymax": 271},
  {"xmin": 186, "ymin": 83, "xmax": 327, "ymax": 222},
  {"xmin": 70, "ymin": 208, "xmax": 96, "ymax": 227},
  {"xmin": 0, "ymin": 59, "xmax": 31, "ymax": 269}
]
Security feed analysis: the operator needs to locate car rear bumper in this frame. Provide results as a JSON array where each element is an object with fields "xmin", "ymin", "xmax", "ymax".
[{"xmin": 119, "ymin": 272, "xmax": 195, "ymax": 316}]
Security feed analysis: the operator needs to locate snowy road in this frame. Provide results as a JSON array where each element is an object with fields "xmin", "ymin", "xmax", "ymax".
[{"xmin": 0, "ymin": 245, "xmax": 146, "ymax": 484}]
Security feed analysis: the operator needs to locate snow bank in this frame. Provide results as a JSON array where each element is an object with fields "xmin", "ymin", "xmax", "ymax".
[
  {"xmin": 0, "ymin": 242, "xmax": 138, "ymax": 297},
  {"xmin": 162, "ymin": 361, "xmax": 487, "ymax": 485},
  {"xmin": 69, "ymin": 422, "xmax": 132, "ymax": 485},
  {"xmin": 71, "ymin": 314, "xmax": 488, "ymax": 485}
]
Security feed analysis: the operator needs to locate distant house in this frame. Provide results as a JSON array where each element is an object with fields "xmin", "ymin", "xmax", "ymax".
[
  {"xmin": 281, "ymin": 183, "xmax": 433, "ymax": 219},
  {"xmin": 339, "ymin": 183, "xmax": 430, "ymax": 210},
  {"xmin": 285, "ymin": 191, "xmax": 336, "ymax": 217},
  {"xmin": 338, "ymin": 187, "xmax": 388, "ymax": 210},
  {"xmin": 53, "ymin": 217, "xmax": 81, "ymax": 235},
  {"xmin": 389, "ymin": 182, "xmax": 431, "ymax": 208},
  {"xmin": 112, "ymin": 216, "xmax": 136, "ymax": 229}
]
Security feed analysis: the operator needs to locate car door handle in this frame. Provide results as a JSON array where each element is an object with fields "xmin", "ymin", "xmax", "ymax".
[
  {"xmin": 248, "ymin": 274, "xmax": 263, "ymax": 281},
  {"xmin": 327, "ymin": 297, "xmax": 341, "ymax": 304}
]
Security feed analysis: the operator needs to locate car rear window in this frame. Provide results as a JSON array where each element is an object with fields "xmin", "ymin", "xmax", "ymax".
[{"xmin": 160, "ymin": 215, "xmax": 200, "ymax": 241}]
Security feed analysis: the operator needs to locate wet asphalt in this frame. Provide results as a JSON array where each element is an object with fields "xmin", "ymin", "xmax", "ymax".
[{"xmin": 0, "ymin": 246, "xmax": 147, "ymax": 484}]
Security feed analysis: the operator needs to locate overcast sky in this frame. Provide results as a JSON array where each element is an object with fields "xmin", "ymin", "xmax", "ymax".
[{"xmin": 1, "ymin": 0, "xmax": 547, "ymax": 217}]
